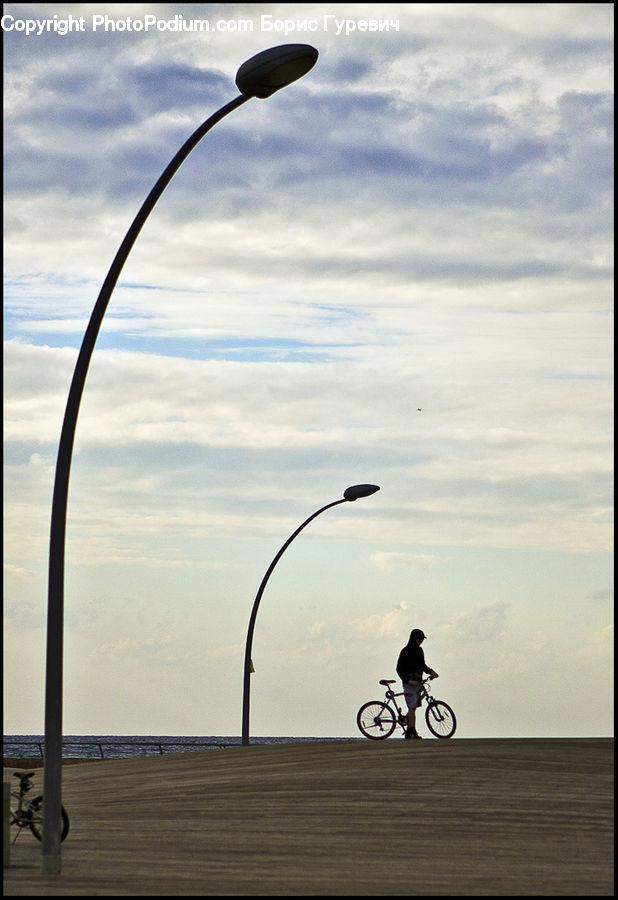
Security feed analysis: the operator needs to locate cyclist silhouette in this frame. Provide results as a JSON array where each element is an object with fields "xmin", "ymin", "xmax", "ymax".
[{"xmin": 396, "ymin": 628, "xmax": 438, "ymax": 739}]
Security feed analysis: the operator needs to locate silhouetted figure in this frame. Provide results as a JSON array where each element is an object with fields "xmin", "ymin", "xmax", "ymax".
[{"xmin": 396, "ymin": 628, "xmax": 438, "ymax": 739}]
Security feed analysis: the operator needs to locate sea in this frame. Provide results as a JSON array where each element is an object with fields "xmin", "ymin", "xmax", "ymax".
[{"xmin": 3, "ymin": 734, "xmax": 359, "ymax": 760}]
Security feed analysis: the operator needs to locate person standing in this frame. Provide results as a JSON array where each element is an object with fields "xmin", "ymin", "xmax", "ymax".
[{"xmin": 396, "ymin": 628, "xmax": 438, "ymax": 739}]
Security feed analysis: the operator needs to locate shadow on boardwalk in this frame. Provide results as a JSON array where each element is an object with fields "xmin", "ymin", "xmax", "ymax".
[{"xmin": 3, "ymin": 738, "xmax": 613, "ymax": 896}]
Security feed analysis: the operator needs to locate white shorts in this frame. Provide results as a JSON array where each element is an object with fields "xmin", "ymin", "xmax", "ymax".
[{"xmin": 402, "ymin": 681, "xmax": 422, "ymax": 710}]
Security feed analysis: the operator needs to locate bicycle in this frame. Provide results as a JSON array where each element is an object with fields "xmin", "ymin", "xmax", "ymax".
[
  {"xmin": 357, "ymin": 676, "xmax": 457, "ymax": 739},
  {"xmin": 8, "ymin": 770, "xmax": 70, "ymax": 844}
]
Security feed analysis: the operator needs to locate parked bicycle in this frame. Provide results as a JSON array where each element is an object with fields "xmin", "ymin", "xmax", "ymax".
[
  {"xmin": 357, "ymin": 676, "xmax": 457, "ymax": 739},
  {"xmin": 9, "ymin": 770, "xmax": 70, "ymax": 844}
]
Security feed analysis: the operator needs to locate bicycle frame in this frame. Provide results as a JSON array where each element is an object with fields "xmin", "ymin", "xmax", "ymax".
[
  {"xmin": 10, "ymin": 774, "xmax": 35, "ymax": 842},
  {"xmin": 383, "ymin": 679, "xmax": 432, "ymax": 732}
]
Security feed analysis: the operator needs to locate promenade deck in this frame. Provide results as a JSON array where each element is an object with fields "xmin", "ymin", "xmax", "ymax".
[{"xmin": 3, "ymin": 738, "xmax": 613, "ymax": 896}]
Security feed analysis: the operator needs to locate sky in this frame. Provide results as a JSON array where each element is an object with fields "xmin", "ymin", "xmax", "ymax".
[{"xmin": 3, "ymin": 2, "xmax": 613, "ymax": 739}]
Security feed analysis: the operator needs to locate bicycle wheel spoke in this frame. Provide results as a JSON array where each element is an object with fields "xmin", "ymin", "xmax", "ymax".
[
  {"xmin": 357, "ymin": 701, "xmax": 396, "ymax": 739},
  {"xmin": 425, "ymin": 701, "xmax": 456, "ymax": 738}
]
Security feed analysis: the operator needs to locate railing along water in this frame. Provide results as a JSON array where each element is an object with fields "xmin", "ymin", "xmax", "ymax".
[{"xmin": 3, "ymin": 740, "xmax": 231, "ymax": 760}]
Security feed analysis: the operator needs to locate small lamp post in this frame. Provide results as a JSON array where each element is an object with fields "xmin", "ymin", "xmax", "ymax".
[
  {"xmin": 241, "ymin": 484, "xmax": 380, "ymax": 745},
  {"xmin": 41, "ymin": 43, "xmax": 319, "ymax": 875}
]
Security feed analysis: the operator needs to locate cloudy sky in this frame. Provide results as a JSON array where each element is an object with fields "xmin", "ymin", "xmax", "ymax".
[{"xmin": 3, "ymin": 3, "xmax": 613, "ymax": 739}]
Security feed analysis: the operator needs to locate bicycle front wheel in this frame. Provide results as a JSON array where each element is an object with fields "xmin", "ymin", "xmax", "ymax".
[
  {"xmin": 357, "ymin": 701, "xmax": 396, "ymax": 739},
  {"xmin": 425, "ymin": 700, "xmax": 456, "ymax": 738},
  {"xmin": 28, "ymin": 796, "xmax": 70, "ymax": 842}
]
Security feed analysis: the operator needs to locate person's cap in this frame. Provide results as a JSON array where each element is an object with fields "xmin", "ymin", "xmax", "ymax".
[{"xmin": 411, "ymin": 628, "xmax": 427, "ymax": 640}]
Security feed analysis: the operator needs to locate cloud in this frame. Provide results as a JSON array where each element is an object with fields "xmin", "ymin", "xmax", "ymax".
[
  {"xmin": 3, "ymin": 327, "xmax": 612, "ymax": 554},
  {"xmin": 90, "ymin": 636, "xmax": 193, "ymax": 667},
  {"xmin": 577, "ymin": 623, "xmax": 613, "ymax": 661},
  {"xmin": 3, "ymin": 562, "xmax": 37, "ymax": 579},
  {"xmin": 354, "ymin": 601, "xmax": 414, "ymax": 639},
  {"xmin": 437, "ymin": 601, "xmax": 509, "ymax": 643},
  {"xmin": 586, "ymin": 587, "xmax": 614, "ymax": 603},
  {"xmin": 370, "ymin": 552, "xmax": 446, "ymax": 572}
]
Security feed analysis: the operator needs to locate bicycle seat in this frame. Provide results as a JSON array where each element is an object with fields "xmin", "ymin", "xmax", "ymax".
[
  {"xmin": 13, "ymin": 770, "xmax": 35, "ymax": 779},
  {"xmin": 379, "ymin": 679, "xmax": 396, "ymax": 686}
]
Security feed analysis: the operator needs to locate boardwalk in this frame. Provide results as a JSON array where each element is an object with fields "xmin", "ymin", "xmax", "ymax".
[{"xmin": 3, "ymin": 738, "xmax": 613, "ymax": 896}]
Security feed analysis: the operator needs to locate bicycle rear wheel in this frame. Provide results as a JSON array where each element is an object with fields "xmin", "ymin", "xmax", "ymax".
[
  {"xmin": 357, "ymin": 701, "xmax": 396, "ymax": 739},
  {"xmin": 28, "ymin": 796, "xmax": 70, "ymax": 842},
  {"xmin": 425, "ymin": 700, "xmax": 456, "ymax": 738}
]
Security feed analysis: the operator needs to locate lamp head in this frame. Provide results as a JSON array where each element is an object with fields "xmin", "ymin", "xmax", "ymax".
[
  {"xmin": 343, "ymin": 484, "xmax": 381, "ymax": 502},
  {"xmin": 235, "ymin": 44, "xmax": 319, "ymax": 98}
]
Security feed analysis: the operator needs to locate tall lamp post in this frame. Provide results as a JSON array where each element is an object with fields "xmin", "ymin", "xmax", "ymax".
[
  {"xmin": 41, "ymin": 43, "xmax": 319, "ymax": 875},
  {"xmin": 241, "ymin": 484, "xmax": 380, "ymax": 745}
]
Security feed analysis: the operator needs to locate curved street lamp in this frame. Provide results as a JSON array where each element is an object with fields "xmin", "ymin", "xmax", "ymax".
[
  {"xmin": 241, "ymin": 484, "xmax": 380, "ymax": 745},
  {"xmin": 41, "ymin": 43, "xmax": 319, "ymax": 875}
]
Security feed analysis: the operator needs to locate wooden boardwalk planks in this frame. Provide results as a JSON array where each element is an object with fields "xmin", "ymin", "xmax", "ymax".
[{"xmin": 3, "ymin": 738, "xmax": 613, "ymax": 896}]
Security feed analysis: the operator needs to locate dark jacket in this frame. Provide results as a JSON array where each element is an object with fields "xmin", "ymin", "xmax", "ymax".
[{"xmin": 396, "ymin": 643, "xmax": 432, "ymax": 682}]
